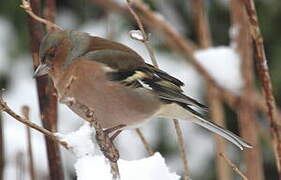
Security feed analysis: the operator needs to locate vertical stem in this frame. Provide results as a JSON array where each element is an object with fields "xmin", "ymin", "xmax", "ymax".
[
  {"xmin": 191, "ymin": 0, "xmax": 212, "ymax": 48},
  {"xmin": 22, "ymin": 106, "xmax": 36, "ymax": 180},
  {"xmin": 26, "ymin": 0, "xmax": 64, "ymax": 179},
  {"xmin": 16, "ymin": 151, "xmax": 25, "ymax": 180},
  {"xmin": 191, "ymin": 0, "xmax": 230, "ymax": 179},
  {"xmin": 173, "ymin": 120, "xmax": 189, "ymax": 180},
  {"xmin": 231, "ymin": 1, "xmax": 264, "ymax": 179},
  {"xmin": 242, "ymin": 0, "xmax": 281, "ymax": 177},
  {"xmin": 208, "ymin": 87, "xmax": 231, "ymax": 180},
  {"xmin": 0, "ymin": 112, "xmax": 4, "ymax": 180},
  {"xmin": 135, "ymin": 128, "xmax": 154, "ymax": 156}
]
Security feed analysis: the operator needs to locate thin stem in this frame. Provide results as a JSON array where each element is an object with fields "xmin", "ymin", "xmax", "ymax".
[
  {"xmin": 126, "ymin": 0, "xmax": 156, "ymax": 156},
  {"xmin": 242, "ymin": 0, "xmax": 281, "ymax": 176},
  {"xmin": 22, "ymin": 106, "xmax": 36, "ymax": 180},
  {"xmin": 173, "ymin": 120, "xmax": 190, "ymax": 180},
  {"xmin": 126, "ymin": 0, "xmax": 158, "ymax": 68},
  {"xmin": 230, "ymin": 1, "xmax": 264, "ymax": 179},
  {"xmin": 135, "ymin": 128, "xmax": 153, "ymax": 156},
  {"xmin": 219, "ymin": 153, "xmax": 248, "ymax": 180},
  {"xmin": 127, "ymin": 1, "xmax": 190, "ymax": 178},
  {"xmin": 20, "ymin": 0, "xmax": 62, "ymax": 30},
  {"xmin": 0, "ymin": 97, "xmax": 68, "ymax": 149}
]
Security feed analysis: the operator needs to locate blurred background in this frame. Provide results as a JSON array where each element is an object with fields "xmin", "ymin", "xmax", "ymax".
[{"xmin": 0, "ymin": 0, "xmax": 280, "ymax": 179}]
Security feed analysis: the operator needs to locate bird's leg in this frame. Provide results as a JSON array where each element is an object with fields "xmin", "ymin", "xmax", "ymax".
[{"xmin": 104, "ymin": 124, "xmax": 126, "ymax": 141}]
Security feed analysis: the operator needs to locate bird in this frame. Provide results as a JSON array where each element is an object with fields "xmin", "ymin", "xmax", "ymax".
[{"xmin": 34, "ymin": 30, "xmax": 252, "ymax": 150}]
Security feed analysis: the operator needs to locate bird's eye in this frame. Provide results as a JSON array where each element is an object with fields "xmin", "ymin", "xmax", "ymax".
[{"xmin": 49, "ymin": 52, "xmax": 56, "ymax": 58}]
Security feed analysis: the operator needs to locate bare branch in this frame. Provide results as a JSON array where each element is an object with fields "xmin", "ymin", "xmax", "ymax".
[
  {"xmin": 127, "ymin": 1, "xmax": 189, "ymax": 178},
  {"xmin": 0, "ymin": 97, "xmax": 68, "ymax": 149},
  {"xmin": 135, "ymin": 128, "xmax": 154, "ymax": 156},
  {"xmin": 242, "ymin": 0, "xmax": 281, "ymax": 176},
  {"xmin": 219, "ymin": 153, "xmax": 248, "ymax": 180},
  {"xmin": 22, "ymin": 106, "xmax": 36, "ymax": 180},
  {"xmin": 20, "ymin": 0, "xmax": 62, "ymax": 30}
]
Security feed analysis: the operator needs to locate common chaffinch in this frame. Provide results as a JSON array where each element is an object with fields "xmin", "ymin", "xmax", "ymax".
[{"xmin": 34, "ymin": 30, "xmax": 252, "ymax": 150}]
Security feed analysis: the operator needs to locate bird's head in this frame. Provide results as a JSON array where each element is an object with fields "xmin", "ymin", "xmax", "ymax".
[{"xmin": 34, "ymin": 30, "xmax": 91, "ymax": 77}]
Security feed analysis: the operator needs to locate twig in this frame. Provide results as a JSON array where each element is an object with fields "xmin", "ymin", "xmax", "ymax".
[
  {"xmin": 135, "ymin": 128, "xmax": 153, "ymax": 156},
  {"xmin": 22, "ymin": 106, "xmax": 36, "ymax": 180},
  {"xmin": 191, "ymin": 1, "xmax": 229, "ymax": 179},
  {"xmin": 126, "ymin": 0, "xmax": 158, "ymax": 68},
  {"xmin": 219, "ymin": 153, "xmax": 248, "ymax": 180},
  {"xmin": 0, "ymin": 97, "xmax": 69, "ymax": 149},
  {"xmin": 242, "ymin": 0, "xmax": 281, "ymax": 176},
  {"xmin": 191, "ymin": 0, "xmax": 212, "ymax": 48},
  {"xmin": 20, "ymin": 0, "xmax": 62, "ymax": 31},
  {"xmin": 66, "ymin": 100, "xmax": 120, "ymax": 179},
  {"xmin": 173, "ymin": 120, "xmax": 190, "ymax": 180},
  {"xmin": 126, "ymin": 0, "xmax": 156, "ymax": 157},
  {"xmin": 230, "ymin": 1, "xmax": 264, "ymax": 179},
  {"xmin": 127, "ymin": 1, "xmax": 190, "ymax": 178}
]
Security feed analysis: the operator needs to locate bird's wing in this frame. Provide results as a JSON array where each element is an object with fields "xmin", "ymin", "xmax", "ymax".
[{"xmin": 82, "ymin": 49, "xmax": 207, "ymax": 110}]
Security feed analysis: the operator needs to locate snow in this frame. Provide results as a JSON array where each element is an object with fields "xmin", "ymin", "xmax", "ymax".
[
  {"xmin": 58, "ymin": 123, "xmax": 180, "ymax": 180},
  {"xmin": 194, "ymin": 46, "xmax": 244, "ymax": 94},
  {"xmin": 129, "ymin": 30, "xmax": 145, "ymax": 41}
]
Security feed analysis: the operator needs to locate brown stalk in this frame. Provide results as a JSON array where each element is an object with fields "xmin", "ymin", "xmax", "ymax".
[
  {"xmin": 66, "ymin": 100, "xmax": 120, "ymax": 179},
  {"xmin": 135, "ymin": 128, "xmax": 153, "ymax": 156},
  {"xmin": 219, "ymin": 153, "xmax": 248, "ymax": 180},
  {"xmin": 230, "ymin": 1, "xmax": 264, "ymax": 179},
  {"xmin": 22, "ymin": 0, "xmax": 65, "ymax": 179},
  {"xmin": 208, "ymin": 87, "xmax": 231, "ymax": 180},
  {"xmin": 191, "ymin": 0, "xmax": 212, "ymax": 48},
  {"xmin": 0, "ymin": 97, "xmax": 68, "ymax": 149},
  {"xmin": 127, "ymin": 0, "xmax": 156, "ymax": 156},
  {"xmin": 242, "ymin": 0, "xmax": 281, "ymax": 176},
  {"xmin": 0, "ymin": 112, "xmax": 4, "ymax": 180},
  {"xmin": 127, "ymin": 1, "xmax": 190, "ymax": 178},
  {"xmin": 191, "ymin": 1, "xmax": 230, "ymax": 179},
  {"xmin": 20, "ymin": 0, "xmax": 62, "ymax": 31},
  {"xmin": 42, "ymin": 0, "xmax": 65, "ymax": 179},
  {"xmin": 22, "ymin": 106, "xmax": 36, "ymax": 180}
]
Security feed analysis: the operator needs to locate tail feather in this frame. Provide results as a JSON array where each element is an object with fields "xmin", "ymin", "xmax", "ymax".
[{"xmin": 156, "ymin": 103, "xmax": 253, "ymax": 150}]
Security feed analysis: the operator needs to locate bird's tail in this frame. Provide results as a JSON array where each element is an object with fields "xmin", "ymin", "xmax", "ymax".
[{"xmin": 156, "ymin": 103, "xmax": 252, "ymax": 150}]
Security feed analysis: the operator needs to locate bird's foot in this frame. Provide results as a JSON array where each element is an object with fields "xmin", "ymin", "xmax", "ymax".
[{"xmin": 104, "ymin": 124, "xmax": 126, "ymax": 141}]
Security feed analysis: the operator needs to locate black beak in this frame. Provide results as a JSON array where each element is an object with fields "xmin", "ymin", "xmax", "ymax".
[{"xmin": 33, "ymin": 64, "xmax": 50, "ymax": 78}]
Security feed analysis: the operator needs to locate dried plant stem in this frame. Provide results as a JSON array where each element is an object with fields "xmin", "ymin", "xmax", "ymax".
[
  {"xmin": 191, "ymin": 1, "xmax": 229, "ymax": 179},
  {"xmin": 219, "ymin": 153, "xmax": 248, "ymax": 180},
  {"xmin": 231, "ymin": 1, "xmax": 264, "ymax": 179},
  {"xmin": 173, "ymin": 120, "xmax": 190, "ymax": 180},
  {"xmin": 191, "ymin": 0, "xmax": 212, "ymax": 48},
  {"xmin": 242, "ymin": 0, "xmax": 281, "ymax": 176},
  {"xmin": 0, "ymin": 112, "xmax": 4, "ymax": 180},
  {"xmin": 22, "ymin": 106, "xmax": 36, "ymax": 180},
  {"xmin": 20, "ymin": 0, "xmax": 62, "ymax": 30},
  {"xmin": 135, "ymin": 129, "xmax": 153, "ymax": 155},
  {"xmin": 67, "ymin": 101, "xmax": 120, "ymax": 179},
  {"xmin": 0, "ymin": 98, "xmax": 68, "ymax": 149},
  {"xmin": 208, "ymin": 87, "xmax": 230, "ymax": 180},
  {"xmin": 126, "ymin": 0, "xmax": 158, "ymax": 67},
  {"xmin": 127, "ymin": 0, "xmax": 156, "ymax": 156},
  {"xmin": 127, "ymin": 1, "xmax": 189, "ymax": 177}
]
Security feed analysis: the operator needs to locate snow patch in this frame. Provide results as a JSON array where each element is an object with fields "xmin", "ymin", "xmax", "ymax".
[{"xmin": 194, "ymin": 46, "xmax": 244, "ymax": 94}]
